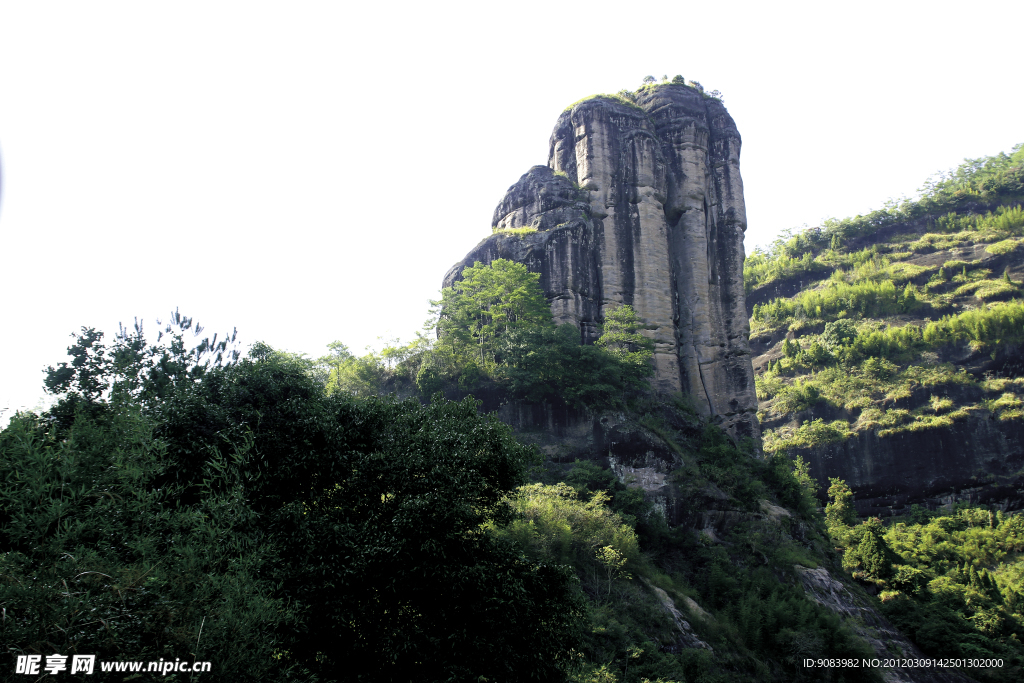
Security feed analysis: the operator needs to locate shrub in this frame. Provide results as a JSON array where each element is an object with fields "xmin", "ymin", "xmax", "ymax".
[
  {"xmin": 496, "ymin": 483, "xmax": 640, "ymax": 573},
  {"xmin": 822, "ymin": 319, "xmax": 857, "ymax": 351},
  {"xmin": 923, "ymin": 300, "xmax": 1024, "ymax": 349},
  {"xmin": 986, "ymin": 238, "xmax": 1022, "ymax": 255}
]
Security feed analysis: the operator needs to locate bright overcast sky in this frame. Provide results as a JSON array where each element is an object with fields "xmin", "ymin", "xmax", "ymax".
[{"xmin": 2, "ymin": 1, "xmax": 1022, "ymax": 418}]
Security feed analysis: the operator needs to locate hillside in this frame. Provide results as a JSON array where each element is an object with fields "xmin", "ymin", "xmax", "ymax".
[{"xmin": 748, "ymin": 144, "xmax": 1024, "ymax": 514}]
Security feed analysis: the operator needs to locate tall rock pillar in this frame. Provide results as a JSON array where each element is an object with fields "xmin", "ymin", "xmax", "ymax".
[{"xmin": 444, "ymin": 84, "xmax": 760, "ymax": 444}]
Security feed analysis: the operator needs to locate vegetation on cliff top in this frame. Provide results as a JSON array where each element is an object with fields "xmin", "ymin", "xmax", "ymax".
[{"xmin": 563, "ymin": 75, "xmax": 723, "ymax": 114}]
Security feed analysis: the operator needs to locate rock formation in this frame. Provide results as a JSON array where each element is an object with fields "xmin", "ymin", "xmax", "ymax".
[
  {"xmin": 444, "ymin": 84, "xmax": 759, "ymax": 442},
  {"xmin": 797, "ymin": 409, "xmax": 1024, "ymax": 516}
]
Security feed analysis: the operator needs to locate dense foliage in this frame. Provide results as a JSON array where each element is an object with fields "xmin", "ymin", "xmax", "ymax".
[
  {"xmin": 824, "ymin": 490, "xmax": 1024, "ymax": 682},
  {"xmin": 507, "ymin": 420, "xmax": 881, "ymax": 683},
  {"xmin": 745, "ymin": 143, "xmax": 1024, "ymax": 683},
  {"xmin": 3, "ymin": 305, "xmax": 894, "ymax": 682},
  {"xmin": 433, "ymin": 258, "xmax": 553, "ymax": 371},
  {"xmin": 22, "ymin": 139, "xmax": 1024, "ymax": 679},
  {"xmin": 324, "ymin": 259, "xmax": 654, "ymax": 410},
  {"xmin": 1, "ymin": 323, "xmax": 586, "ymax": 682}
]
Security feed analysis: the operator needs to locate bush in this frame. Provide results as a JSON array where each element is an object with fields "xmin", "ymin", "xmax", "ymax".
[
  {"xmin": 822, "ymin": 319, "xmax": 857, "ymax": 351},
  {"xmin": 923, "ymin": 300, "xmax": 1024, "ymax": 350}
]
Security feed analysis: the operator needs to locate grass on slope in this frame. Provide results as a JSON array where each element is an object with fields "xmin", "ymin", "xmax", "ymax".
[
  {"xmin": 745, "ymin": 143, "xmax": 1024, "ymax": 295},
  {"xmin": 747, "ymin": 143, "xmax": 1024, "ymax": 455}
]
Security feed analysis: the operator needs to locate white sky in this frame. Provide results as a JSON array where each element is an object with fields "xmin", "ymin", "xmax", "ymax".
[{"xmin": 1, "ymin": 1, "xmax": 1021, "ymax": 418}]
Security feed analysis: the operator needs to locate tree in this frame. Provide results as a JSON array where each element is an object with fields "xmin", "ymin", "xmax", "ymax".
[
  {"xmin": 318, "ymin": 340, "xmax": 353, "ymax": 385},
  {"xmin": 822, "ymin": 319, "xmax": 857, "ymax": 352},
  {"xmin": 642, "ymin": 75, "xmax": 655, "ymax": 85},
  {"xmin": 43, "ymin": 326, "xmax": 108, "ymax": 403},
  {"xmin": 594, "ymin": 304, "xmax": 654, "ymax": 387},
  {"xmin": 804, "ymin": 340, "xmax": 833, "ymax": 367},
  {"xmin": 270, "ymin": 393, "xmax": 586, "ymax": 681},
  {"xmin": 2, "ymin": 376, "xmax": 293, "ymax": 680},
  {"xmin": 595, "ymin": 305, "xmax": 651, "ymax": 354},
  {"xmin": 432, "ymin": 258, "xmax": 552, "ymax": 374},
  {"xmin": 499, "ymin": 313, "xmax": 653, "ymax": 409},
  {"xmin": 595, "ymin": 545, "xmax": 629, "ymax": 596},
  {"xmin": 500, "ymin": 324, "xmax": 617, "ymax": 406},
  {"xmin": 792, "ymin": 455, "xmax": 819, "ymax": 509},
  {"xmin": 842, "ymin": 518, "xmax": 895, "ymax": 579},
  {"xmin": 825, "ymin": 477, "xmax": 856, "ymax": 533},
  {"xmin": 42, "ymin": 311, "xmax": 239, "ymax": 428}
]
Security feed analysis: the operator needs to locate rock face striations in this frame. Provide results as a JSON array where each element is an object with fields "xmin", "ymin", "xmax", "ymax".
[{"xmin": 444, "ymin": 85, "xmax": 759, "ymax": 442}]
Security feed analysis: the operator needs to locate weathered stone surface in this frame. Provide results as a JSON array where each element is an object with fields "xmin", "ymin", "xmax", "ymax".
[
  {"xmin": 445, "ymin": 85, "xmax": 760, "ymax": 444},
  {"xmin": 796, "ymin": 566, "xmax": 973, "ymax": 683},
  {"xmin": 643, "ymin": 578, "xmax": 713, "ymax": 652},
  {"xmin": 797, "ymin": 413, "xmax": 1024, "ymax": 516}
]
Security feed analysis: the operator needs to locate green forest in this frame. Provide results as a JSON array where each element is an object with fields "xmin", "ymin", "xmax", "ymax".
[
  {"xmin": 748, "ymin": 142, "xmax": 1024, "ymax": 679},
  {"xmin": 2, "ymin": 271, "xmax": 869, "ymax": 682},
  {"xmin": 4, "ymin": 140, "xmax": 1024, "ymax": 682}
]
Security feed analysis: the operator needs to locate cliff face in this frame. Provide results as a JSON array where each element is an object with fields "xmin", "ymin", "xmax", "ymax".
[
  {"xmin": 799, "ymin": 412, "xmax": 1024, "ymax": 516},
  {"xmin": 746, "ymin": 142, "xmax": 1024, "ymax": 514},
  {"xmin": 444, "ymin": 85, "xmax": 759, "ymax": 442}
]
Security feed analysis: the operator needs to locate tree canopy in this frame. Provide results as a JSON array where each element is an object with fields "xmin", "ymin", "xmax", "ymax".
[
  {"xmin": 410, "ymin": 260, "xmax": 655, "ymax": 408},
  {"xmin": 434, "ymin": 258, "xmax": 553, "ymax": 369},
  {"xmin": 2, "ymin": 321, "xmax": 587, "ymax": 682}
]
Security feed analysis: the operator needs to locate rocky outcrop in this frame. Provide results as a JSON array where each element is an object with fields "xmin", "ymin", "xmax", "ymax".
[
  {"xmin": 797, "ymin": 414, "xmax": 1024, "ymax": 517},
  {"xmin": 643, "ymin": 579, "xmax": 713, "ymax": 652},
  {"xmin": 796, "ymin": 566, "xmax": 974, "ymax": 683},
  {"xmin": 445, "ymin": 85, "xmax": 759, "ymax": 443}
]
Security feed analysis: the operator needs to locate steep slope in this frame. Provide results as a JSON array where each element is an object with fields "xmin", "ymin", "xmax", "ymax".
[
  {"xmin": 748, "ymin": 145, "xmax": 1024, "ymax": 515},
  {"xmin": 444, "ymin": 83, "xmax": 759, "ymax": 442},
  {"xmin": 435, "ymin": 83, "xmax": 992, "ymax": 682}
]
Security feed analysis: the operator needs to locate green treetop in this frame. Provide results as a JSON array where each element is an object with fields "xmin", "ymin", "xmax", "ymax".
[
  {"xmin": 434, "ymin": 259, "xmax": 552, "ymax": 369},
  {"xmin": 825, "ymin": 477, "xmax": 857, "ymax": 533}
]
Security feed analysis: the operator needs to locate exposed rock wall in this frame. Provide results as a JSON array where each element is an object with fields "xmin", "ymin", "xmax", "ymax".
[
  {"xmin": 444, "ymin": 85, "xmax": 759, "ymax": 443},
  {"xmin": 798, "ymin": 413, "xmax": 1024, "ymax": 516}
]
